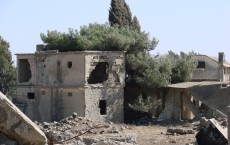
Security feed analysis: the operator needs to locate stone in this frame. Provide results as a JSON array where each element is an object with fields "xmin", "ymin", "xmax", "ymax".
[
  {"xmin": 0, "ymin": 92, "xmax": 47, "ymax": 144},
  {"xmin": 200, "ymin": 117, "xmax": 208, "ymax": 127},
  {"xmin": 167, "ymin": 128, "xmax": 195, "ymax": 134},
  {"xmin": 0, "ymin": 133, "xmax": 17, "ymax": 145},
  {"xmin": 72, "ymin": 112, "xmax": 78, "ymax": 118}
]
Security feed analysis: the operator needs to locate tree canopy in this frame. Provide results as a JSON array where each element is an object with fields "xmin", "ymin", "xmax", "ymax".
[
  {"xmin": 109, "ymin": 0, "xmax": 141, "ymax": 32},
  {"xmin": 0, "ymin": 36, "xmax": 16, "ymax": 95},
  {"xmin": 40, "ymin": 23, "xmax": 157, "ymax": 53},
  {"xmin": 109, "ymin": 0, "xmax": 132, "ymax": 27},
  {"xmin": 168, "ymin": 51, "xmax": 197, "ymax": 83},
  {"xmin": 40, "ymin": 0, "xmax": 197, "ymax": 89}
]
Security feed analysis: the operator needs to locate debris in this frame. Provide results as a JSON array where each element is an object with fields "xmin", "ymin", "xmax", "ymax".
[
  {"xmin": 37, "ymin": 112, "xmax": 137, "ymax": 144},
  {"xmin": 196, "ymin": 117, "xmax": 227, "ymax": 145},
  {"xmin": 167, "ymin": 128, "xmax": 195, "ymax": 135}
]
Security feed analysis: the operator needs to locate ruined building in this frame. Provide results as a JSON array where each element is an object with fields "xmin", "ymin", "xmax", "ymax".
[
  {"xmin": 158, "ymin": 52, "xmax": 230, "ymax": 121},
  {"xmin": 15, "ymin": 45, "xmax": 125, "ymax": 123}
]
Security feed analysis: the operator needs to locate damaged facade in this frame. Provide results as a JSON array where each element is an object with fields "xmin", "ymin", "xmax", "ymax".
[
  {"xmin": 15, "ymin": 45, "xmax": 125, "ymax": 123},
  {"xmin": 158, "ymin": 52, "xmax": 230, "ymax": 121}
]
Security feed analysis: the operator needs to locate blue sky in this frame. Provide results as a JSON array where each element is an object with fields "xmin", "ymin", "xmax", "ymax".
[{"xmin": 1, "ymin": 0, "xmax": 230, "ymax": 63}]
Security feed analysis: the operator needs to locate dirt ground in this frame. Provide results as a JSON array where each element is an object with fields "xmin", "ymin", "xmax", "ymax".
[{"xmin": 122, "ymin": 122, "xmax": 198, "ymax": 145}]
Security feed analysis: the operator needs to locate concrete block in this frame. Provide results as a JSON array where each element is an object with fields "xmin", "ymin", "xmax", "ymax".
[{"xmin": 0, "ymin": 92, "xmax": 47, "ymax": 144}]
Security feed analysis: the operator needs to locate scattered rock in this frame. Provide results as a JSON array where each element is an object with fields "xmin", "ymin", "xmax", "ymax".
[
  {"xmin": 37, "ymin": 114, "xmax": 137, "ymax": 144},
  {"xmin": 196, "ymin": 118, "xmax": 227, "ymax": 145},
  {"xmin": 200, "ymin": 117, "xmax": 208, "ymax": 127},
  {"xmin": 72, "ymin": 112, "xmax": 78, "ymax": 118},
  {"xmin": 167, "ymin": 128, "xmax": 195, "ymax": 135}
]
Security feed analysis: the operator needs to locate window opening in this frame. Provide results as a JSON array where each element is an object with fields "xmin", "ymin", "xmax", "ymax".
[
  {"xmin": 197, "ymin": 61, "xmax": 205, "ymax": 68},
  {"xmin": 68, "ymin": 92, "xmax": 73, "ymax": 96},
  {"xmin": 88, "ymin": 62, "xmax": 109, "ymax": 84},
  {"xmin": 19, "ymin": 59, "xmax": 32, "ymax": 82},
  {"xmin": 99, "ymin": 100, "xmax": 106, "ymax": 115},
  {"xmin": 67, "ymin": 61, "xmax": 72, "ymax": 68},
  {"xmin": 27, "ymin": 92, "xmax": 35, "ymax": 99}
]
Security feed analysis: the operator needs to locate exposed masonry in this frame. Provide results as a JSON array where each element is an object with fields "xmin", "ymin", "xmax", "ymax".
[{"xmin": 15, "ymin": 45, "xmax": 125, "ymax": 123}]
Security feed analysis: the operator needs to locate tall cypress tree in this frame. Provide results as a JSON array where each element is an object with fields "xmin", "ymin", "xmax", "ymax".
[
  {"xmin": 131, "ymin": 16, "xmax": 141, "ymax": 32},
  {"xmin": 109, "ymin": 0, "xmax": 132, "ymax": 27}
]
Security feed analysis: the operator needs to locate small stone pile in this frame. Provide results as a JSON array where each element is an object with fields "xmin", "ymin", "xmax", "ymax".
[{"xmin": 36, "ymin": 112, "xmax": 137, "ymax": 145}]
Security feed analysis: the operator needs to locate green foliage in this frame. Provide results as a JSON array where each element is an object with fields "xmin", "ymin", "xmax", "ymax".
[
  {"xmin": 41, "ymin": 23, "xmax": 157, "ymax": 53},
  {"xmin": 131, "ymin": 16, "xmax": 141, "ymax": 32},
  {"xmin": 126, "ymin": 52, "xmax": 171, "ymax": 88},
  {"xmin": 0, "ymin": 36, "xmax": 16, "ymax": 96},
  {"xmin": 109, "ymin": 0, "xmax": 141, "ymax": 33},
  {"xmin": 109, "ymin": 0, "xmax": 132, "ymax": 27},
  {"xmin": 168, "ymin": 51, "xmax": 197, "ymax": 83},
  {"xmin": 128, "ymin": 94, "xmax": 155, "ymax": 112}
]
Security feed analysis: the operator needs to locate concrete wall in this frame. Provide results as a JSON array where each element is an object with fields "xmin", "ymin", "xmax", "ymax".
[
  {"xmin": 192, "ymin": 55, "xmax": 220, "ymax": 81},
  {"xmin": 16, "ymin": 51, "xmax": 125, "ymax": 123},
  {"xmin": 16, "ymin": 86, "xmax": 37, "ymax": 120},
  {"xmin": 35, "ymin": 52, "xmax": 85, "ymax": 86},
  {"xmin": 17, "ymin": 54, "xmax": 36, "ymax": 85},
  {"xmin": 158, "ymin": 88, "xmax": 194, "ymax": 121},
  {"xmin": 85, "ymin": 87, "xmax": 124, "ymax": 123},
  {"xmin": 57, "ymin": 87, "xmax": 85, "ymax": 120},
  {"xmin": 85, "ymin": 52, "xmax": 125, "ymax": 87}
]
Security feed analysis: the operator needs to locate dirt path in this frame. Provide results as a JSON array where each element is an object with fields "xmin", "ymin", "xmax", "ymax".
[{"xmin": 123, "ymin": 124, "xmax": 197, "ymax": 145}]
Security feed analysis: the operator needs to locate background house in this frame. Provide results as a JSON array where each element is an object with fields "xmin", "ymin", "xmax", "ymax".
[
  {"xmin": 192, "ymin": 52, "xmax": 230, "ymax": 82},
  {"xmin": 15, "ymin": 45, "xmax": 126, "ymax": 123},
  {"xmin": 158, "ymin": 52, "xmax": 230, "ymax": 121}
]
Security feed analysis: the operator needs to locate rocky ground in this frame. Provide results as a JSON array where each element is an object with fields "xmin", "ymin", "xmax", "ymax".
[
  {"xmin": 36, "ymin": 113, "xmax": 201, "ymax": 145},
  {"xmin": 126, "ymin": 122, "xmax": 198, "ymax": 145}
]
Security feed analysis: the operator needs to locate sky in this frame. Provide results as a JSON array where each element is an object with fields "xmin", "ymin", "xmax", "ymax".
[{"xmin": 1, "ymin": 0, "xmax": 230, "ymax": 64}]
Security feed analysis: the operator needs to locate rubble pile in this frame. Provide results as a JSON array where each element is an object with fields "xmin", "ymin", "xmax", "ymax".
[
  {"xmin": 196, "ymin": 117, "xmax": 227, "ymax": 145},
  {"xmin": 37, "ymin": 112, "xmax": 137, "ymax": 145}
]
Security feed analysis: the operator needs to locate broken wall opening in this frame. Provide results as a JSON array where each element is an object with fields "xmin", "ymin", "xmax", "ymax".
[
  {"xmin": 99, "ymin": 100, "xmax": 107, "ymax": 115},
  {"xmin": 27, "ymin": 92, "xmax": 35, "ymax": 99},
  {"xmin": 88, "ymin": 62, "xmax": 109, "ymax": 84},
  {"xmin": 19, "ymin": 59, "xmax": 31, "ymax": 82}
]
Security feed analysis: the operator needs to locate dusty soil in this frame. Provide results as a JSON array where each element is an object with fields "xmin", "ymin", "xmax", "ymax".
[
  {"xmin": 37, "ymin": 113, "xmax": 198, "ymax": 145},
  {"xmin": 122, "ymin": 123, "xmax": 197, "ymax": 145}
]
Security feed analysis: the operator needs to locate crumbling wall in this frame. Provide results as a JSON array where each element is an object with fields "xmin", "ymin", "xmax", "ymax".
[
  {"xmin": 36, "ymin": 52, "xmax": 85, "ymax": 86},
  {"xmin": 158, "ymin": 88, "xmax": 194, "ymax": 121},
  {"xmin": 16, "ymin": 51, "xmax": 125, "ymax": 123},
  {"xmin": 85, "ymin": 52, "xmax": 125, "ymax": 87},
  {"xmin": 158, "ymin": 88, "xmax": 181, "ymax": 121},
  {"xmin": 84, "ymin": 52, "xmax": 125, "ymax": 123},
  {"xmin": 85, "ymin": 87, "xmax": 124, "ymax": 123},
  {"xmin": 17, "ymin": 54, "xmax": 36, "ymax": 85}
]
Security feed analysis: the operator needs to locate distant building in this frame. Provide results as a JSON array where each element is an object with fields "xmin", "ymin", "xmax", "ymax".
[
  {"xmin": 158, "ymin": 52, "xmax": 230, "ymax": 122},
  {"xmin": 15, "ymin": 45, "xmax": 125, "ymax": 123},
  {"xmin": 192, "ymin": 52, "xmax": 230, "ymax": 82}
]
